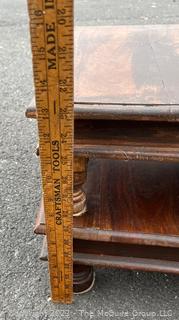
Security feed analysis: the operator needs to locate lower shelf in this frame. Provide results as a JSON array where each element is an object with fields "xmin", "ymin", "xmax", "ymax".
[
  {"xmin": 40, "ymin": 236, "xmax": 179, "ymax": 275},
  {"xmin": 75, "ymin": 253, "xmax": 179, "ymax": 275},
  {"xmin": 35, "ymin": 159, "xmax": 179, "ymax": 274},
  {"xmin": 35, "ymin": 159, "xmax": 179, "ymax": 248}
]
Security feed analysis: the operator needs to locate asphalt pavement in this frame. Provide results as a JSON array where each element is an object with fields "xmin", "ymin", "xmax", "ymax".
[{"xmin": 1, "ymin": 0, "xmax": 179, "ymax": 319}]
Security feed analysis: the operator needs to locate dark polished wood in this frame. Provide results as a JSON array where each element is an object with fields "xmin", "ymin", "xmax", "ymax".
[
  {"xmin": 26, "ymin": 24, "xmax": 179, "ymax": 122},
  {"xmin": 75, "ymin": 159, "xmax": 179, "ymax": 238},
  {"xmin": 35, "ymin": 160, "xmax": 179, "ymax": 247},
  {"xmin": 34, "ymin": 122, "xmax": 179, "ymax": 163},
  {"xmin": 40, "ymin": 237, "xmax": 179, "ymax": 276},
  {"xmin": 29, "ymin": 118, "xmax": 179, "ymax": 163},
  {"xmin": 73, "ymin": 253, "xmax": 179, "ymax": 275},
  {"xmin": 73, "ymin": 157, "xmax": 88, "ymax": 216},
  {"xmin": 73, "ymin": 264, "xmax": 95, "ymax": 294},
  {"xmin": 29, "ymin": 24, "xmax": 179, "ymax": 293},
  {"xmin": 75, "ymin": 25, "xmax": 179, "ymax": 106},
  {"xmin": 35, "ymin": 159, "xmax": 179, "ymax": 249},
  {"xmin": 74, "ymin": 120, "xmax": 179, "ymax": 162},
  {"xmin": 34, "ymin": 153, "xmax": 179, "ymax": 287},
  {"xmin": 26, "ymin": 103, "xmax": 179, "ymax": 123}
]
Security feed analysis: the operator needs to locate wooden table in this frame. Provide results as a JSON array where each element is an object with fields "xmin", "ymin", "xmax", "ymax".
[{"xmin": 26, "ymin": 25, "xmax": 179, "ymax": 294}]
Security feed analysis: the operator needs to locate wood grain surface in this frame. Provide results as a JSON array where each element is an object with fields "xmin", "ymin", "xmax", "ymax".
[
  {"xmin": 35, "ymin": 159, "xmax": 179, "ymax": 248},
  {"xmin": 75, "ymin": 159, "xmax": 179, "ymax": 237},
  {"xmin": 74, "ymin": 120, "xmax": 179, "ymax": 162},
  {"xmin": 40, "ymin": 236, "xmax": 179, "ymax": 275},
  {"xmin": 75, "ymin": 25, "xmax": 179, "ymax": 105},
  {"xmin": 26, "ymin": 25, "xmax": 179, "ymax": 122}
]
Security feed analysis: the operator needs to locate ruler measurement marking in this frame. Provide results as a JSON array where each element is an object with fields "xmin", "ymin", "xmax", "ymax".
[
  {"xmin": 57, "ymin": 0, "xmax": 70, "ymax": 300},
  {"xmin": 28, "ymin": 0, "xmax": 73, "ymax": 303},
  {"xmin": 56, "ymin": 0, "xmax": 65, "ymax": 300},
  {"xmin": 42, "ymin": 0, "xmax": 61, "ymax": 301},
  {"xmin": 54, "ymin": 100, "xmax": 56, "ymax": 114}
]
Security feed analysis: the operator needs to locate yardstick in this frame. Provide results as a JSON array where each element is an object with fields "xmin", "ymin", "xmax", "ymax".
[{"xmin": 27, "ymin": 0, "xmax": 74, "ymax": 303}]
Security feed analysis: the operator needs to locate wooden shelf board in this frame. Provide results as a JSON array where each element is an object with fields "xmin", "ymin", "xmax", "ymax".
[
  {"xmin": 74, "ymin": 120, "xmax": 179, "ymax": 162},
  {"xmin": 74, "ymin": 253, "xmax": 179, "ymax": 275},
  {"xmin": 74, "ymin": 104, "xmax": 179, "ymax": 122},
  {"xmin": 35, "ymin": 159, "xmax": 179, "ymax": 248},
  {"xmin": 26, "ymin": 102, "xmax": 179, "ymax": 122},
  {"xmin": 28, "ymin": 115, "xmax": 179, "ymax": 162},
  {"xmin": 26, "ymin": 24, "xmax": 179, "ymax": 122},
  {"xmin": 40, "ymin": 236, "xmax": 179, "ymax": 275},
  {"xmin": 75, "ymin": 25, "xmax": 179, "ymax": 106}
]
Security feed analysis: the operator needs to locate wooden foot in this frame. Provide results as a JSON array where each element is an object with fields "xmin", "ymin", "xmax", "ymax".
[
  {"xmin": 73, "ymin": 157, "xmax": 88, "ymax": 217},
  {"xmin": 73, "ymin": 265, "xmax": 95, "ymax": 294},
  {"xmin": 40, "ymin": 237, "xmax": 95, "ymax": 294}
]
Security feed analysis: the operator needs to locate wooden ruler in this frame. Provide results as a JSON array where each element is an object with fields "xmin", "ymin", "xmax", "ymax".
[{"xmin": 27, "ymin": 0, "xmax": 74, "ymax": 303}]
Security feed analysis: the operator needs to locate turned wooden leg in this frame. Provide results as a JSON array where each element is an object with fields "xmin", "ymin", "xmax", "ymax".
[
  {"xmin": 73, "ymin": 157, "xmax": 88, "ymax": 217},
  {"xmin": 73, "ymin": 264, "xmax": 95, "ymax": 294},
  {"xmin": 40, "ymin": 237, "xmax": 95, "ymax": 294}
]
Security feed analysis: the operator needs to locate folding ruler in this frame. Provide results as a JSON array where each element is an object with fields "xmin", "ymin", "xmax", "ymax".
[{"xmin": 27, "ymin": 0, "xmax": 74, "ymax": 303}]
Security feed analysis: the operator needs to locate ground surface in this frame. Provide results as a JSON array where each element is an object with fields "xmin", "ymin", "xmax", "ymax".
[{"xmin": 1, "ymin": 0, "xmax": 179, "ymax": 319}]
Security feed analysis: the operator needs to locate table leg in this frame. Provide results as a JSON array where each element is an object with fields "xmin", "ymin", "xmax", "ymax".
[
  {"xmin": 73, "ymin": 157, "xmax": 88, "ymax": 217},
  {"xmin": 73, "ymin": 264, "xmax": 95, "ymax": 294}
]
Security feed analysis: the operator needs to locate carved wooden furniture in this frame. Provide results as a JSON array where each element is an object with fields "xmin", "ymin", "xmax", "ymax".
[{"xmin": 27, "ymin": 25, "xmax": 179, "ymax": 293}]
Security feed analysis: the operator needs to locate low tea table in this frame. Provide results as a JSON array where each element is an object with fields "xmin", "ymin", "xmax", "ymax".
[{"xmin": 26, "ymin": 25, "xmax": 179, "ymax": 293}]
